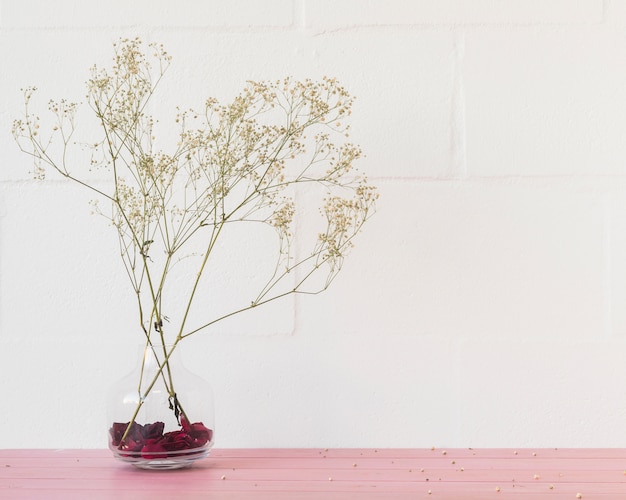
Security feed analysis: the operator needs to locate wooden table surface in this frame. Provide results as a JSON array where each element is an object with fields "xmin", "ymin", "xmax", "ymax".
[{"xmin": 1, "ymin": 448, "xmax": 626, "ymax": 499}]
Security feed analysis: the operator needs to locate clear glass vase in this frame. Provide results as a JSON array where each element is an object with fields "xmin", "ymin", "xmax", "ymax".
[{"xmin": 107, "ymin": 343, "xmax": 215, "ymax": 469}]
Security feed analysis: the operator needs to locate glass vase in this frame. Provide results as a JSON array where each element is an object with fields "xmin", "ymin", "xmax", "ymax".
[{"xmin": 107, "ymin": 343, "xmax": 215, "ymax": 469}]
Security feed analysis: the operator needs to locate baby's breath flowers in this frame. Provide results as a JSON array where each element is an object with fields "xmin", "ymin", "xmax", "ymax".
[{"xmin": 13, "ymin": 38, "xmax": 377, "ymax": 437}]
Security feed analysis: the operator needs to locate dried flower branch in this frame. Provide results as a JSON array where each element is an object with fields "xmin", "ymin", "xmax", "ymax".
[{"xmin": 13, "ymin": 37, "xmax": 377, "ymax": 440}]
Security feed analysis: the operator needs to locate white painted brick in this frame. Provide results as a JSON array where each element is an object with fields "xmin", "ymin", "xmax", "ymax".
[
  {"xmin": 4, "ymin": 29, "xmax": 453, "ymax": 181},
  {"xmin": 0, "ymin": 31, "xmax": 129, "ymax": 182},
  {"xmin": 156, "ymin": 332, "xmax": 457, "ymax": 448},
  {"xmin": 121, "ymin": 29, "xmax": 455, "ymax": 179},
  {"xmin": 464, "ymin": 27, "xmax": 626, "ymax": 176},
  {"xmin": 304, "ymin": 0, "xmax": 603, "ymax": 29},
  {"xmin": 607, "ymin": 186, "xmax": 626, "ymax": 337},
  {"xmin": 456, "ymin": 340, "xmax": 626, "ymax": 447},
  {"xmin": 299, "ymin": 180, "xmax": 607, "ymax": 339},
  {"xmin": 0, "ymin": 332, "xmax": 456, "ymax": 448},
  {"xmin": 1, "ymin": 0, "xmax": 293, "ymax": 28},
  {"xmin": 295, "ymin": 189, "xmax": 417, "ymax": 337},
  {"xmin": 0, "ymin": 182, "xmax": 294, "ymax": 339},
  {"xmin": 307, "ymin": 31, "xmax": 455, "ymax": 178},
  {"xmin": 0, "ymin": 336, "xmax": 156, "ymax": 447},
  {"xmin": 0, "ymin": 182, "xmax": 135, "ymax": 340}
]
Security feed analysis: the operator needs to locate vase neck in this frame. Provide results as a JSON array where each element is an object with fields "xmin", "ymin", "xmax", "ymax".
[{"xmin": 137, "ymin": 343, "xmax": 181, "ymax": 372}]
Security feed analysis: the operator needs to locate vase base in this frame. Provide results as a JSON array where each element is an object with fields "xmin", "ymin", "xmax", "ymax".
[{"xmin": 112, "ymin": 449, "xmax": 210, "ymax": 469}]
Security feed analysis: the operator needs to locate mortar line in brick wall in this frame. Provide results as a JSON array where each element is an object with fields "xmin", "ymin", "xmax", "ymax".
[
  {"xmin": 0, "ymin": 25, "xmax": 299, "ymax": 34},
  {"xmin": 602, "ymin": 194, "xmax": 613, "ymax": 339},
  {"xmin": 1, "ymin": 22, "xmax": 606, "ymax": 36},
  {"xmin": 292, "ymin": 0, "xmax": 305, "ymax": 30},
  {"xmin": 370, "ymin": 174, "xmax": 626, "ymax": 183},
  {"xmin": 300, "ymin": 21, "xmax": 605, "ymax": 34},
  {"xmin": 12, "ymin": 175, "xmax": 626, "ymax": 187}
]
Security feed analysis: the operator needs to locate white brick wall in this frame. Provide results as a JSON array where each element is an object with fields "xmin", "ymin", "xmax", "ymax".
[{"xmin": 1, "ymin": 0, "xmax": 625, "ymax": 449}]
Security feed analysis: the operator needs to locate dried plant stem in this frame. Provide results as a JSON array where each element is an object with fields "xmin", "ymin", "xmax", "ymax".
[{"xmin": 12, "ymin": 38, "xmax": 377, "ymax": 434}]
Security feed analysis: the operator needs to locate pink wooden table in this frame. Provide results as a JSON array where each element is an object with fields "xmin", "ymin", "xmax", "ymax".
[{"xmin": 1, "ymin": 448, "xmax": 625, "ymax": 499}]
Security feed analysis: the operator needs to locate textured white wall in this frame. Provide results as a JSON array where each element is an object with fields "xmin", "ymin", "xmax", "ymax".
[{"xmin": 1, "ymin": 0, "xmax": 626, "ymax": 449}]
